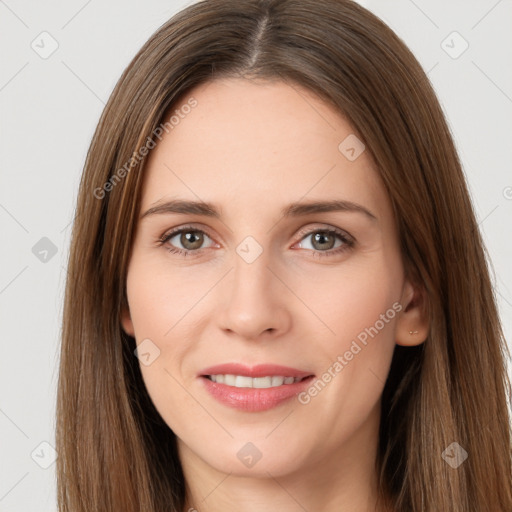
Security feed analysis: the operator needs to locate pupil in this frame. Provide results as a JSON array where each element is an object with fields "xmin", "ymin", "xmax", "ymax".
[
  {"xmin": 314, "ymin": 232, "xmax": 334, "ymax": 250},
  {"xmin": 182, "ymin": 231, "xmax": 203, "ymax": 249}
]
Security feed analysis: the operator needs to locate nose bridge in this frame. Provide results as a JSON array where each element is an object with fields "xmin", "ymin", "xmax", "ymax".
[
  {"xmin": 218, "ymin": 235, "xmax": 290, "ymax": 339},
  {"xmin": 231, "ymin": 236, "xmax": 274, "ymax": 304}
]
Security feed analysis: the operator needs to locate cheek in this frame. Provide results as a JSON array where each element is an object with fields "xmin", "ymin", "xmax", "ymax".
[
  {"xmin": 126, "ymin": 257, "xmax": 204, "ymax": 338},
  {"xmin": 296, "ymin": 257, "xmax": 401, "ymax": 429},
  {"xmin": 125, "ymin": 259, "xmax": 209, "ymax": 426},
  {"xmin": 293, "ymin": 256, "xmax": 401, "ymax": 350},
  {"xmin": 293, "ymin": 257, "xmax": 401, "ymax": 415}
]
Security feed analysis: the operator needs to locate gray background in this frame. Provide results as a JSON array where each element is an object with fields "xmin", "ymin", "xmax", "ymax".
[{"xmin": 1, "ymin": 0, "xmax": 511, "ymax": 510}]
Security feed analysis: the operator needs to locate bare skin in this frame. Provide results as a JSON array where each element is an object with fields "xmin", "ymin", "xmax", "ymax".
[{"xmin": 121, "ymin": 78, "xmax": 428, "ymax": 512}]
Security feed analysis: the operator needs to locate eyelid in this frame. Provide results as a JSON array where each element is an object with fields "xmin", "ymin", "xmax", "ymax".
[
  {"xmin": 158, "ymin": 222, "xmax": 355, "ymax": 256},
  {"xmin": 156, "ymin": 224, "xmax": 219, "ymax": 254},
  {"xmin": 158, "ymin": 223, "xmax": 218, "ymax": 243},
  {"xmin": 159, "ymin": 222, "xmax": 353, "ymax": 244},
  {"xmin": 294, "ymin": 223, "xmax": 354, "ymax": 244}
]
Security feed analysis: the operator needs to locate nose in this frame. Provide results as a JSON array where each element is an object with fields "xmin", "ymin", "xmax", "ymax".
[{"xmin": 217, "ymin": 248, "xmax": 292, "ymax": 341}]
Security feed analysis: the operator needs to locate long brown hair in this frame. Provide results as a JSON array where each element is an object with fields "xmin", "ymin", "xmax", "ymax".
[{"xmin": 57, "ymin": 0, "xmax": 512, "ymax": 510}]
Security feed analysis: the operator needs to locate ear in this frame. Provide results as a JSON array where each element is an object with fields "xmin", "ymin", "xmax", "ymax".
[
  {"xmin": 395, "ymin": 279, "xmax": 429, "ymax": 346},
  {"xmin": 120, "ymin": 303, "xmax": 135, "ymax": 337}
]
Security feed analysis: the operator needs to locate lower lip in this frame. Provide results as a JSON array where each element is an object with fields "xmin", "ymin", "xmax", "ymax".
[{"xmin": 200, "ymin": 376, "xmax": 315, "ymax": 412}]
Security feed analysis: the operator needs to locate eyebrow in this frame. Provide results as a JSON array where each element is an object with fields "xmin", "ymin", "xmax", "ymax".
[{"xmin": 140, "ymin": 198, "xmax": 377, "ymax": 222}]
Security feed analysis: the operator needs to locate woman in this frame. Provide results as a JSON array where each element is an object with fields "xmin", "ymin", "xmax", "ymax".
[{"xmin": 56, "ymin": 0, "xmax": 512, "ymax": 510}]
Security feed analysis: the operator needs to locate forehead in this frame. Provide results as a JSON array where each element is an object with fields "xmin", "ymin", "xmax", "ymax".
[{"xmin": 140, "ymin": 78, "xmax": 389, "ymax": 223}]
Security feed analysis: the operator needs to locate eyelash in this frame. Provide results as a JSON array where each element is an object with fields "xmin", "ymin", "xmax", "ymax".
[{"xmin": 157, "ymin": 224, "xmax": 355, "ymax": 259}]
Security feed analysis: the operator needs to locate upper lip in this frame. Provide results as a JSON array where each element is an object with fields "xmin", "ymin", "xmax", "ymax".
[{"xmin": 199, "ymin": 363, "xmax": 314, "ymax": 379}]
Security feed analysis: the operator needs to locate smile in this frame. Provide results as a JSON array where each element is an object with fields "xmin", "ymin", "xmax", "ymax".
[
  {"xmin": 206, "ymin": 374, "xmax": 307, "ymax": 388},
  {"xmin": 199, "ymin": 363, "xmax": 316, "ymax": 412}
]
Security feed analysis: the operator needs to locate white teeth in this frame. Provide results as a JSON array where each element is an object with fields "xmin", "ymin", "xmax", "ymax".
[
  {"xmin": 209, "ymin": 374, "xmax": 303, "ymax": 388},
  {"xmin": 223, "ymin": 374, "xmax": 236, "ymax": 386},
  {"xmin": 254, "ymin": 377, "xmax": 273, "ymax": 388},
  {"xmin": 235, "ymin": 375, "xmax": 253, "ymax": 388},
  {"xmin": 272, "ymin": 376, "xmax": 284, "ymax": 386}
]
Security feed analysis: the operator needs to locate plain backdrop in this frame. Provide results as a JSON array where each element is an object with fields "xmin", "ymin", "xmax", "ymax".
[{"xmin": 1, "ymin": 0, "xmax": 511, "ymax": 510}]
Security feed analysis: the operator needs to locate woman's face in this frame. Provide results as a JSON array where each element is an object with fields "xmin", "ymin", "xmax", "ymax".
[{"xmin": 121, "ymin": 78, "xmax": 425, "ymax": 479}]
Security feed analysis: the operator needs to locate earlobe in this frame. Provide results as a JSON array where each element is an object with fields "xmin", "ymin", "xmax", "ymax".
[
  {"xmin": 395, "ymin": 280, "xmax": 429, "ymax": 347},
  {"xmin": 120, "ymin": 305, "xmax": 135, "ymax": 337}
]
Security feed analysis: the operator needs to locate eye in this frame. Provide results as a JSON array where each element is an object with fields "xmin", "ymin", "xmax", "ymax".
[
  {"xmin": 158, "ymin": 225, "xmax": 217, "ymax": 256},
  {"xmin": 157, "ymin": 224, "xmax": 355, "ymax": 259},
  {"xmin": 293, "ymin": 226, "xmax": 355, "ymax": 258}
]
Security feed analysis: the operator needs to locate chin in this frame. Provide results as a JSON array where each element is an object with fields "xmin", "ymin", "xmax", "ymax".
[{"xmin": 184, "ymin": 435, "xmax": 311, "ymax": 478}]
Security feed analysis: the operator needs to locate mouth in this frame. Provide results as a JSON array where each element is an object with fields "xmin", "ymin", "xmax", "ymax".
[
  {"xmin": 203, "ymin": 374, "xmax": 310, "ymax": 388},
  {"xmin": 198, "ymin": 363, "xmax": 315, "ymax": 412}
]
